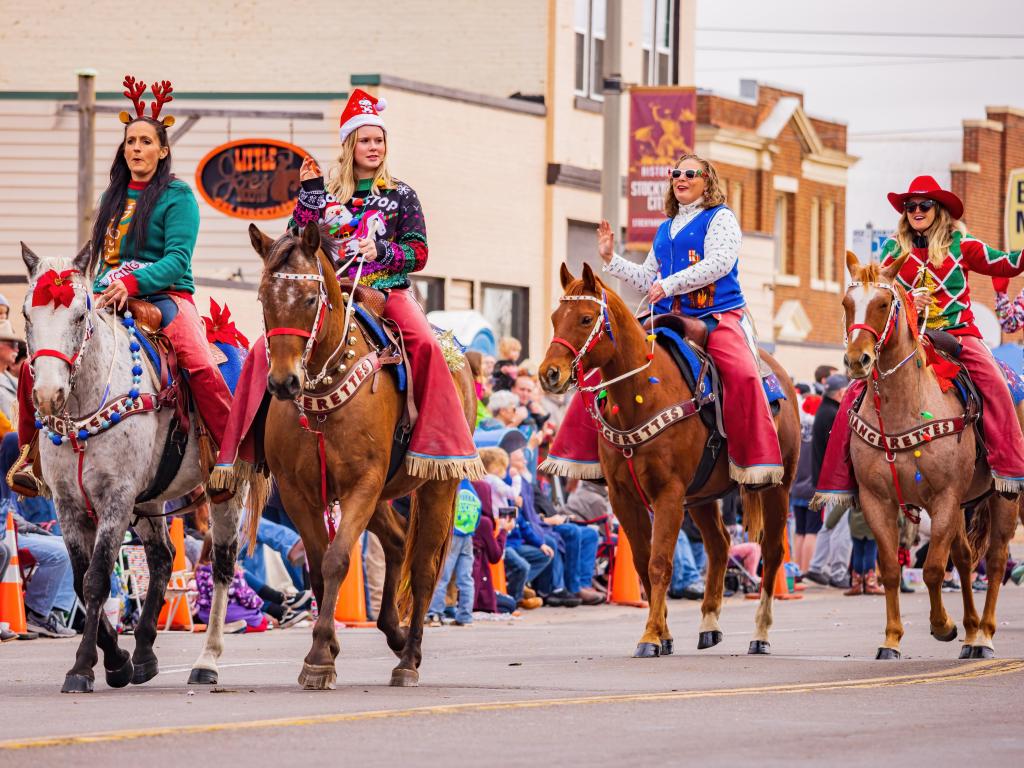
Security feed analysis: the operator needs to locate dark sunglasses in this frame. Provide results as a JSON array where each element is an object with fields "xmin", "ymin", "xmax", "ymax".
[
  {"xmin": 903, "ymin": 200, "xmax": 937, "ymax": 214},
  {"xmin": 669, "ymin": 169, "xmax": 704, "ymax": 180}
]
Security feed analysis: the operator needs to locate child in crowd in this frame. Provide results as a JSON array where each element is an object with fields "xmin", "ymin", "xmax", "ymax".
[
  {"xmin": 479, "ymin": 447, "xmax": 523, "ymax": 513},
  {"xmin": 470, "ymin": 478, "xmax": 518, "ymax": 615},
  {"xmin": 427, "ymin": 479, "xmax": 482, "ymax": 626},
  {"xmin": 492, "ymin": 336, "xmax": 522, "ymax": 391}
]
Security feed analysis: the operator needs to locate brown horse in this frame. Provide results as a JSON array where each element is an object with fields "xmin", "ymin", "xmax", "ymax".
[
  {"xmin": 247, "ymin": 222, "xmax": 474, "ymax": 688},
  {"xmin": 833, "ymin": 251, "xmax": 1020, "ymax": 659},
  {"xmin": 541, "ymin": 264, "xmax": 800, "ymax": 657}
]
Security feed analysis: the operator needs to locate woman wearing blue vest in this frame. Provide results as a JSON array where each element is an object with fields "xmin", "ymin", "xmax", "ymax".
[{"xmin": 599, "ymin": 153, "xmax": 782, "ymax": 487}]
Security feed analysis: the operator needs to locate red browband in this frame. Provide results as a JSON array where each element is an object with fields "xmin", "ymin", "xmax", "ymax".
[{"xmin": 267, "ymin": 327, "xmax": 313, "ymax": 339}]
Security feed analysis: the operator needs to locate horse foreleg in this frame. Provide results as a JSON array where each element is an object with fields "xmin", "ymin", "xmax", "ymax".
[
  {"xmin": 131, "ymin": 510, "xmax": 174, "ymax": 685},
  {"xmin": 366, "ymin": 502, "xmax": 409, "ymax": 657},
  {"xmin": 922, "ymin": 498, "xmax": 960, "ymax": 643},
  {"xmin": 390, "ymin": 479, "xmax": 459, "ymax": 687},
  {"xmin": 750, "ymin": 486, "xmax": 787, "ymax": 655},
  {"xmin": 634, "ymin": 483, "xmax": 685, "ymax": 659},
  {"xmin": 690, "ymin": 502, "xmax": 729, "ymax": 650},
  {"xmin": 189, "ymin": 492, "xmax": 244, "ymax": 685},
  {"xmin": 604, "ymin": 477, "xmax": 655, "ymax": 656},
  {"xmin": 972, "ymin": 496, "xmax": 1016, "ymax": 658},
  {"xmin": 950, "ymin": 528, "xmax": 980, "ymax": 655},
  {"xmin": 863, "ymin": 496, "xmax": 904, "ymax": 659}
]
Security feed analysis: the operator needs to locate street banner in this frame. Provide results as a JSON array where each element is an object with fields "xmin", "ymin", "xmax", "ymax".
[
  {"xmin": 627, "ymin": 86, "xmax": 697, "ymax": 251},
  {"xmin": 1007, "ymin": 167, "xmax": 1024, "ymax": 252}
]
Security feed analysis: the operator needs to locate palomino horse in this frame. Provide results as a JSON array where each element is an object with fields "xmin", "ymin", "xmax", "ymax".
[
  {"xmin": 243, "ymin": 222, "xmax": 473, "ymax": 688},
  {"xmin": 19, "ymin": 243, "xmax": 244, "ymax": 693},
  {"xmin": 541, "ymin": 264, "xmax": 800, "ymax": 657},
  {"xmin": 832, "ymin": 251, "xmax": 1020, "ymax": 659}
]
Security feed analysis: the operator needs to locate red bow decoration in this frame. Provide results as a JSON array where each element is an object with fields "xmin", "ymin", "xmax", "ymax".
[
  {"xmin": 202, "ymin": 298, "xmax": 249, "ymax": 348},
  {"xmin": 32, "ymin": 269, "xmax": 78, "ymax": 309}
]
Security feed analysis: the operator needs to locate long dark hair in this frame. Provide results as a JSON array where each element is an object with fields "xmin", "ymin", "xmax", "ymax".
[{"xmin": 89, "ymin": 117, "xmax": 175, "ymax": 274}]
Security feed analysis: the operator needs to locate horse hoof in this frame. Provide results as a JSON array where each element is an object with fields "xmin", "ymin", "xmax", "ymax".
[
  {"xmin": 633, "ymin": 642, "xmax": 660, "ymax": 658},
  {"xmin": 875, "ymin": 647, "xmax": 901, "ymax": 660},
  {"xmin": 969, "ymin": 645, "xmax": 994, "ymax": 659},
  {"xmin": 104, "ymin": 656, "xmax": 134, "ymax": 689},
  {"xmin": 188, "ymin": 667, "xmax": 218, "ymax": 686},
  {"xmin": 660, "ymin": 638, "xmax": 674, "ymax": 656},
  {"xmin": 61, "ymin": 673, "xmax": 94, "ymax": 694},
  {"xmin": 748, "ymin": 640, "xmax": 770, "ymax": 655},
  {"xmin": 959, "ymin": 645, "xmax": 974, "ymax": 659},
  {"xmin": 697, "ymin": 630, "xmax": 723, "ymax": 650},
  {"xmin": 298, "ymin": 663, "xmax": 337, "ymax": 690},
  {"xmin": 931, "ymin": 624, "xmax": 958, "ymax": 643},
  {"xmin": 131, "ymin": 658, "xmax": 158, "ymax": 685},
  {"xmin": 390, "ymin": 668, "xmax": 420, "ymax": 687}
]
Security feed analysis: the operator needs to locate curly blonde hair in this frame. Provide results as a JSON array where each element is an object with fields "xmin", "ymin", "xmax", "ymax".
[
  {"xmin": 664, "ymin": 153, "xmax": 727, "ymax": 217},
  {"xmin": 894, "ymin": 202, "xmax": 967, "ymax": 268},
  {"xmin": 326, "ymin": 127, "xmax": 395, "ymax": 203}
]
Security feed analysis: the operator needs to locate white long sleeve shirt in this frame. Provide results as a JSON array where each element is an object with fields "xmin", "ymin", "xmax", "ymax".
[{"xmin": 603, "ymin": 200, "xmax": 742, "ymax": 297}]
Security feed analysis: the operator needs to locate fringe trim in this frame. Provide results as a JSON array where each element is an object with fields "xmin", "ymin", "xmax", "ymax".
[
  {"xmin": 207, "ymin": 463, "xmax": 241, "ymax": 492},
  {"xmin": 728, "ymin": 463, "xmax": 784, "ymax": 486},
  {"xmin": 810, "ymin": 491, "xmax": 855, "ymax": 514},
  {"xmin": 538, "ymin": 457, "xmax": 605, "ymax": 480},
  {"xmin": 993, "ymin": 475, "xmax": 1024, "ymax": 494},
  {"xmin": 405, "ymin": 455, "xmax": 487, "ymax": 482}
]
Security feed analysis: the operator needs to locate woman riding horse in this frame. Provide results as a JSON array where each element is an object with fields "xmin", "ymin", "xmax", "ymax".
[
  {"xmin": 815, "ymin": 175, "xmax": 1024, "ymax": 505},
  {"xmin": 10, "ymin": 75, "xmax": 231, "ymax": 495},
  {"xmin": 286, "ymin": 88, "xmax": 479, "ymax": 480},
  {"xmin": 547, "ymin": 153, "xmax": 783, "ymax": 489}
]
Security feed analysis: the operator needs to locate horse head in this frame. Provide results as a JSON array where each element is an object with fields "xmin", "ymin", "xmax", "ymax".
[
  {"xmin": 540, "ymin": 262, "xmax": 620, "ymax": 394},
  {"xmin": 20, "ymin": 242, "xmax": 94, "ymax": 416},
  {"xmin": 842, "ymin": 249, "xmax": 911, "ymax": 379},
  {"xmin": 251, "ymin": 221, "xmax": 342, "ymax": 400}
]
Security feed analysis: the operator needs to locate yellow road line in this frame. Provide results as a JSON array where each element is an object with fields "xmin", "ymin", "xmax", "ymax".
[{"xmin": 3, "ymin": 659, "xmax": 1021, "ymax": 751}]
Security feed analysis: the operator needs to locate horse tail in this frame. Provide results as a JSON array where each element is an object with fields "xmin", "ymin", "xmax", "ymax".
[
  {"xmin": 966, "ymin": 497, "xmax": 992, "ymax": 569},
  {"xmin": 239, "ymin": 465, "xmax": 271, "ymax": 556},
  {"xmin": 395, "ymin": 489, "xmax": 455, "ymax": 625},
  {"xmin": 741, "ymin": 487, "xmax": 765, "ymax": 543}
]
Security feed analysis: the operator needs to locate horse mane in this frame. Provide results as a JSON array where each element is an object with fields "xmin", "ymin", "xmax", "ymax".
[{"xmin": 264, "ymin": 224, "xmax": 341, "ymax": 274}]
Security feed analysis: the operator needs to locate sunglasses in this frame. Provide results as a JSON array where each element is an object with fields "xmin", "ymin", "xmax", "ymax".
[
  {"xmin": 903, "ymin": 200, "xmax": 937, "ymax": 214},
  {"xmin": 669, "ymin": 169, "xmax": 704, "ymax": 180}
]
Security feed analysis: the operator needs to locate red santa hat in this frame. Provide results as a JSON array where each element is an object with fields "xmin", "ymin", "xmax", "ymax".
[{"xmin": 339, "ymin": 88, "xmax": 387, "ymax": 144}]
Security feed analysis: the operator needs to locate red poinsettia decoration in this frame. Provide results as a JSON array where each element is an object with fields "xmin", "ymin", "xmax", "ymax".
[
  {"xmin": 202, "ymin": 298, "xmax": 249, "ymax": 348},
  {"xmin": 32, "ymin": 269, "xmax": 78, "ymax": 309}
]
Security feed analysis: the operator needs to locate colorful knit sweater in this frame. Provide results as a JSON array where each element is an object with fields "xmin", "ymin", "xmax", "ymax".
[
  {"xmin": 290, "ymin": 177, "xmax": 428, "ymax": 290},
  {"xmin": 880, "ymin": 231, "xmax": 1024, "ymax": 337},
  {"xmin": 93, "ymin": 179, "xmax": 199, "ymax": 297}
]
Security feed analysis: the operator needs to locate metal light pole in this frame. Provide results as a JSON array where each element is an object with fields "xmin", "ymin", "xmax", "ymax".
[
  {"xmin": 600, "ymin": 0, "xmax": 623, "ymax": 234},
  {"xmin": 75, "ymin": 69, "xmax": 97, "ymax": 248}
]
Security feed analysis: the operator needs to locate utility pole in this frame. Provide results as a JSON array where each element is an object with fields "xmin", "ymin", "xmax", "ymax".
[
  {"xmin": 601, "ymin": 0, "xmax": 623, "ymax": 236},
  {"xmin": 75, "ymin": 69, "xmax": 97, "ymax": 248}
]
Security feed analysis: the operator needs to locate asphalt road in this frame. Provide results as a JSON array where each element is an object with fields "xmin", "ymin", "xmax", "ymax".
[{"xmin": 2, "ymin": 580, "xmax": 1023, "ymax": 766}]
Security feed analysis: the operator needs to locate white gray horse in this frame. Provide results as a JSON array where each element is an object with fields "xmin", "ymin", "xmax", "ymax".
[{"xmin": 20, "ymin": 243, "xmax": 245, "ymax": 693}]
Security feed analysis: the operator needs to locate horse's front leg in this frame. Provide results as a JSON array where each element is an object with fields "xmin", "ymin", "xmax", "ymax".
[
  {"xmin": 689, "ymin": 501, "xmax": 730, "ymax": 651},
  {"xmin": 61, "ymin": 504, "xmax": 132, "ymax": 693},
  {"xmin": 634, "ymin": 479, "xmax": 685, "ymax": 659},
  {"xmin": 950, "ymin": 527, "xmax": 980, "ymax": 656},
  {"xmin": 922, "ymin": 497, "xmax": 961, "ymax": 644},
  {"xmin": 189, "ymin": 488, "xmax": 245, "ymax": 685},
  {"xmin": 749, "ymin": 485, "xmax": 789, "ymax": 655},
  {"xmin": 862, "ymin": 495, "xmax": 904, "ymax": 659},
  {"xmin": 606, "ymin": 476, "xmax": 655, "ymax": 656},
  {"xmin": 131, "ymin": 509, "xmax": 173, "ymax": 685}
]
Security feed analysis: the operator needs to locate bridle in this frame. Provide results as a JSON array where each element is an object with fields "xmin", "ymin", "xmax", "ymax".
[
  {"xmin": 844, "ymin": 279, "xmax": 927, "ymax": 381},
  {"xmin": 28, "ymin": 270, "xmax": 96, "ymax": 397}
]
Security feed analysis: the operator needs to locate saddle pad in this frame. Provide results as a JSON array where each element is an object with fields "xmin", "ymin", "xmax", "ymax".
[
  {"xmin": 353, "ymin": 304, "xmax": 406, "ymax": 391},
  {"xmin": 133, "ymin": 330, "xmax": 171, "ymax": 386}
]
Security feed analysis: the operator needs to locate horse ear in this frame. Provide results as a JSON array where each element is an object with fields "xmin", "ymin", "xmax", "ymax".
[
  {"xmin": 560, "ymin": 263, "xmax": 575, "ymax": 290},
  {"xmin": 880, "ymin": 252, "xmax": 910, "ymax": 283},
  {"xmin": 844, "ymin": 250, "xmax": 861, "ymax": 279},
  {"xmin": 301, "ymin": 221, "xmax": 321, "ymax": 255},
  {"xmin": 248, "ymin": 223, "xmax": 274, "ymax": 259},
  {"xmin": 581, "ymin": 262, "xmax": 598, "ymax": 292},
  {"xmin": 72, "ymin": 242, "xmax": 92, "ymax": 278},
  {"xmin": 20, "ymin": 242, "xmax": 40, "ymax": 275}
]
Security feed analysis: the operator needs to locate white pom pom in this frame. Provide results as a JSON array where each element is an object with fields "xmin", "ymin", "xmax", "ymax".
[{"xmin": 375, "ymin": 96, "xmax": 387, "ymax": 112}]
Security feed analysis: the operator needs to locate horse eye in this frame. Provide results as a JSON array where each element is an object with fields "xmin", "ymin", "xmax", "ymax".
[
  {"xmin": 305, "ymin": 296, "xmax": 316, "ymax": 308},
  {"xmin": 580, "ymin": 315, "xmax": 594, "ymax": 326}
]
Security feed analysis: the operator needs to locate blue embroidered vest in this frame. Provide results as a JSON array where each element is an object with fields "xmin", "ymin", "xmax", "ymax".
[{"xmin": 651, "ymin": 204, "xmax": 745, "ymax": 318}]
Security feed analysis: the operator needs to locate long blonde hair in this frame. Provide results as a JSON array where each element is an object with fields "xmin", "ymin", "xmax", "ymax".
[
  {"xmin": 895, "ymin": 202, "xmax": 968, "ymax": 267},
  {"xmin": 326, "ymin": 127, "xmax": 395, "ymax": 203},
  {"xmin": 664, "ymin": 153, "xmax": 727, "ymax": 218}
]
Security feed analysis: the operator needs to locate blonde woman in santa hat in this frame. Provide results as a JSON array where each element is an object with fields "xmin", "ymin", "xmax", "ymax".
[
  {"xmin": 288, "ymin": 89, "xmax": 481, "ymax": 480},
  {"xmin": 815, "ymin": 175, "xmax": 1024, "ymax": 510}
]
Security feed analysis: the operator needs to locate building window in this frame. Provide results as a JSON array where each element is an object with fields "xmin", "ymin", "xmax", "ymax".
[
  {"xmin": 642, "ymin": 0, "xmax": 676, "ymax": 86},
  {"xmin": 410, "ymin": 275, "xmax": 444, "ymax": 313},
  {"xmin": 448, "ymin": 278, "xmax": 474, "ymax": 310},
  {"xmin": 574, "ymin": 0, "xmax": 606, "ymax": 100},
  {"xmin": 823, "ymin": 200, "xmax": 837, "ymax": 284},
  {"xmin": 482, "ymin": 283, "xmax": 530, "ymax": 358},
  {"xmin": 809, "ymin": 197, "xmax": 821, "ymax": 283},
  {"xmin": 728, "ymin": 181, "xmax": 743, "ymax": 229},
  {"xmin": 774, "ymin": 193, "xmax": 796, "ymax": 277}
]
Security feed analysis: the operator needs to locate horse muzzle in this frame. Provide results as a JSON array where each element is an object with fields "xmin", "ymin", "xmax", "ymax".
[
  {"xmin": 541, "ymin": 363, "xmax": 571, "ymax": 395},
  {"xmin": 33, "ymin": 385, "xmax": 67, "ymax": 417},
  {"xmin": 267, "ymin": 372, "xmax": 301, "ymax": 401},
  {"xmin": 844, "ymin": 351, "xmax": 875, "ymax": 380}
]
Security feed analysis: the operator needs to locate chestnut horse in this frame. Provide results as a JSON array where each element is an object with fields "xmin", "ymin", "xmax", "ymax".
[
  {"xmin": 247, "ymin": 222, "xmax": 474, "ymax": 688},
  {"xmin": 541, "ymin": 264, "xmax": 800, "ymax": 657},
  {"xmin": 828, "ymin": 251, "xmax": 1020, "ymax": 659}
]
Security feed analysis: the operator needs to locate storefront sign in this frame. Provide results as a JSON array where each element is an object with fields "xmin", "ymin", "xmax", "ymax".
[
  {"xmin": 627, "ymin": 86, "xmax": 697, "ymax": 251},
  {"xmin": 1007, "ymin": 167, "xmax": 1024, "ymax": 252},
  {"xmin": 195, "ymin": 138, "xmax": 311, "ymax": 220}
]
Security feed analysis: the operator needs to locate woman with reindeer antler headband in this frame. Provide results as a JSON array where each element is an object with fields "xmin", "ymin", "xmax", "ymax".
[{"xmin": 10, "ymin": 75, "xmax": 233, "ymax": 496}]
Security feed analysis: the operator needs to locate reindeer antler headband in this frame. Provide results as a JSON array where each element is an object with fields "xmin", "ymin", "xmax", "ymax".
[{"xmin": 118, "ymin": 74, "xmax": 176, "ymax": 127}]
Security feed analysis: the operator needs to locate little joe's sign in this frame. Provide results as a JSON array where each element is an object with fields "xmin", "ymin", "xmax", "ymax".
[{"xmin": 195, "ymin": 138, "xmax": 311, "ymax": 220}]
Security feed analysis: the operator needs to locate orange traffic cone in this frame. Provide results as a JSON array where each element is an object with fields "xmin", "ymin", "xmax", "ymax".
[
  {"xmin": 610, "ymin": 530, "xmax": 648, "ymax": 607},
  {"xmin": 0, "ymin": 511, "xmax": 27, "ymax": 635},
  {"xmin": 491, "ymin": 523, "xmax": 507, "ymax": 594},
  {"xmin": 335, "ymin": 539, "xmax": 375, "ymax": 627},
  {"xmin": 157, "ymin": 517, "xmax": 196, "ymax": 630}
]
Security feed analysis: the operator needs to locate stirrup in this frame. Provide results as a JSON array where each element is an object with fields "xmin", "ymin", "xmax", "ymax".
[{"xmin": 7, "ymin": 441, "xmax": 41, "ymax": 498}]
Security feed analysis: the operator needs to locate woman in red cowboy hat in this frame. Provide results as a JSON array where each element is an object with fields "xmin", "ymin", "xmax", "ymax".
[
  {"xmin": 815, "ymin": 175, "xmax": 1024, "ymax": 505},
  {"xmin": 286, "ymin": 89, "xmax": 481, "ymax": 480}
]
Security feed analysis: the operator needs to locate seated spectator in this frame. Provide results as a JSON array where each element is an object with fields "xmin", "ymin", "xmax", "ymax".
[
  {"xmin": 669, "ymin": 526, "xmax": 704, "ymax": 601},
  {"xmin": 471, "ymin": 479, "xmax": 517, "ymax": 614},
  {"xmin": 427, "ymin": 479, "xmax": 480, "ymax": 626},
  {"xmin": 465, "ymin": 351, "xmax": 493, "ymax": 428},
  {"xmin": 239, "ymin": 516, "xmax": 308, "ymax": 597},
  {"xmin": 0, "ymin": 432, "xmax": 61, "ymax": 533},
  {"xmin": 7, "ymin": 509, "xmax": 76, "ymax": 637}
]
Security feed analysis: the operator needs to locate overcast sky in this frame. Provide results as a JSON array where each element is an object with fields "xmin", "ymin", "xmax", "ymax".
[{"xmin": 693, "ymin": 0, "xmax": 1024, "ymax": 245}]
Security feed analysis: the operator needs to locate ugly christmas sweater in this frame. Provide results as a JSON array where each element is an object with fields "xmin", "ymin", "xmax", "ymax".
[
  {"xmin": 879, "ymin": 230, "xmax": 1024, "ymax": 337},
  {"xmin": 290, "ymin": 176, "xmax": 428, "ymax": 290}
]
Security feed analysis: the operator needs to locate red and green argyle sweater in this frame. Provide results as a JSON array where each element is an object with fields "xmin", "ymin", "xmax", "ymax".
[{"xmin": 880, "ymin": 231, "xmax": 1024, "ymax": 337}]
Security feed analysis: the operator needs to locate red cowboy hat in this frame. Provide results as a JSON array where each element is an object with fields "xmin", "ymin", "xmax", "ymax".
[{"xmin": 887, "ymin": 175, "xmax": 963, "ymax": 220}]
